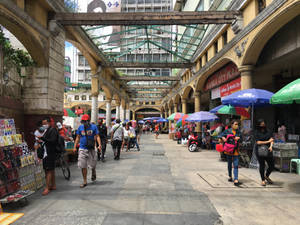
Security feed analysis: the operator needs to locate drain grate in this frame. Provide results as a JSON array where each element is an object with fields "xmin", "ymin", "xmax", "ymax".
[{"xmin": 153, "ymin": 152, "xmax": 165, "ymax": 156}]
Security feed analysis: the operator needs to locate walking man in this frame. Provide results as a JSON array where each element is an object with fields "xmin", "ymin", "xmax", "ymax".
[
  {"xmin": 37, "ymin": 117, "xmax": 58, "ymax": 196},
  {"xmin": 97, "ymin": 118, "xmax": 107, "ymax": 162},
  {"xmin": 110, "ymin": 119, "xmax": 123, "ymax": 160},
  {"xmin": 73, "ymin": 114, "xmax": 101, "ymax": 188}
]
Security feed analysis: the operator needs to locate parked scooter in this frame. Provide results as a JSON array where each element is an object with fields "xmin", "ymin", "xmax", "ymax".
[{"xmin": 188, "ymin": 133, "xmax": 202, "ymax": 152}]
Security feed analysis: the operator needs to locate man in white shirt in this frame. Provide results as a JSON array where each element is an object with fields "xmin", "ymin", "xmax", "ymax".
[
  {"xmin": 128, "ymin": 122, "xmax": 140, "ymax": 151},
  {"xmin": 110, "ymin": 119, "xmax": 123, "ymax": 160}
]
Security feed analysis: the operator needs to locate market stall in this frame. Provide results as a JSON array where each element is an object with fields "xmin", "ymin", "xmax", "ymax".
[{"xmin": 0, "ymin": 119, "xmax": 44, "ymax": 205}]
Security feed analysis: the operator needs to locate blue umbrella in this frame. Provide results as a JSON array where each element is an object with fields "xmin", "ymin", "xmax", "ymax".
[
  {"xmin": 186, "ymin": 111, "xmax": 218, "ymax": 123},
  {"xmin": 221, "ymin": 88, "xmax": 274, "ymax": 128},
  {"xmin": 157, "ymin": 118, "xmax": 168, "ymax": 123},
  {"xmin": 222, "ymin": 88, "xmax": 274, "ymax": 107},
  {"xmin": 151, "ymin": 117, "xmax": 164, "ymax": 120},
  {"xmin": 138, "ymin": 120, "xmax": 145, "ymax": 124},
  {"xmin": 143, "ymin": 117, "xmax": 152, "ymax": 121}
]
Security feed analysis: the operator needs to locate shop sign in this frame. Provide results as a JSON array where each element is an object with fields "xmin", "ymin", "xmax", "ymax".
[
  {"xmin": 204, "ymin": 63, "xmax": 240, "ymax": 91},
  {"xmin": 220, "ymin": 77, "xmax": 241, "ymax": 97},
  {"xmin": 211, "ymin": 87, "xmax": 220, "ymax": 99}
]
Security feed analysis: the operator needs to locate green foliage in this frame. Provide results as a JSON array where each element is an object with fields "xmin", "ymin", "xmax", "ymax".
[{"xmin": 0, "ymin": 27, "xmax": 35, "ymax": 76}]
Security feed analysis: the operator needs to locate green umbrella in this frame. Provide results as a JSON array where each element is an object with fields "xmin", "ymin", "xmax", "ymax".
[
  {"xmin": 217, "ymin": 105, "xmax": 250, "ymax": 118},
  {"xmin": 64, "ymin": 108, "xmax": 77, "ymax": 117},
  {"xmin": 167, "ymin": 112, "xmax": 184, "ymax": 121},
  {"xmin": 270, "ymin": 78, "xmax": 300, "ymax": 104}
]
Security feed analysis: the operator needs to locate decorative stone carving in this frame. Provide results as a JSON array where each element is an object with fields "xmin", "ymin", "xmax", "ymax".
[
  {"xmin": 234, "ymin": 38, "xmax": 248, "ymax": 58},
  {"xmin": 231, "ymin": 15, "xmax": 244, "ymax": 35}
]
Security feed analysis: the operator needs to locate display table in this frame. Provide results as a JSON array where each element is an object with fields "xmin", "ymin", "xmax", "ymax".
[{"xmin": 273, "ymin": 143, "xmax": 298, "ymax": 172}]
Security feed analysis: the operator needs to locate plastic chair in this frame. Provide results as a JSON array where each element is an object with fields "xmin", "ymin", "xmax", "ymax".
[{"xmin": 290, "ymin": 159, "xmax": 300, "ymax": 174}]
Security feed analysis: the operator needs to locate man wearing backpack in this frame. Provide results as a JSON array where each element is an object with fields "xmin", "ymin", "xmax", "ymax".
[
  {"xmin": 97, "ymin": 119, "xmax": 107, "ymax": 162},
  {"xmin": 73, "ymin": 114, "xmax": 101, "ymax": 188},
  {"xmin": 110, "ymin": 119, "xmax": 123, "ymax": 160}
]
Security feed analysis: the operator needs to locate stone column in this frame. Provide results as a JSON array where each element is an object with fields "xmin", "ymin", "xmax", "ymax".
[
  {"xmin": 120, "ymin": 105, "xmax": 125, "ymax": 122},
  {"xmin": 23, "ymin": 24, "xmax": 66, "ymax": 148},
  {"xmin": 91, "ymin": 94, "xmax": 98, "ymax": 124},
  {"xmin": 168, "ymin": 107, "xmax": 172, "ymax": 133},
  {"xmin": 182, "ymin": 99, "xmax": 187, "ymax": 114},
  {"xmin": 239, "ymin": 65, "xmax": 254, "ymax": 90},
  {"xmin": 174, "ymin": 103, "xmax": 178, "ymax": 113},
  {"xmin": 115, "ymin": 103, "xmax": 120, "ymax": 120},
  {"xmin": 125, "ymin": 103, "xmax": 130, "ymax": 120},
  {"xmin": 105, "ymin": 99, "xmax": 112, "ymax": 129},
  {"xmin": 194, "ymin": 91, "xmax": 201, "ymax": 132},
  {"xmin": 91, "ymin": 74, "xmax": 100, "ymax": 124}
]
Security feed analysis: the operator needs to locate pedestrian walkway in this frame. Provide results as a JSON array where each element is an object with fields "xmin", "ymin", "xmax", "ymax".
[
  {"xmin": 10, "ymin": 134, "xmax": 220, "ymax": 225},
  {"xmin": 7, "ymin": 134, "xmax": 300, "ymax": 225}
]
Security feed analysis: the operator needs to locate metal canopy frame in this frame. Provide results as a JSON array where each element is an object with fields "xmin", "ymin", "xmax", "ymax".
[{"xmin": 65, "ymin": 7, "xmax": 239, "ymax": 101}]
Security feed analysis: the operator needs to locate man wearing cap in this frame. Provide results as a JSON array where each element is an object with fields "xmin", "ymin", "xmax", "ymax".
[{"xmin": 73, "ymin": 114, "xmax": 101, "ymax": 188}]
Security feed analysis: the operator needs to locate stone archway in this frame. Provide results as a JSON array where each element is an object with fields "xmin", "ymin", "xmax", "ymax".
[{"xmin": 242, "ymin": 1, "xmax": 300, "ymax": 66}]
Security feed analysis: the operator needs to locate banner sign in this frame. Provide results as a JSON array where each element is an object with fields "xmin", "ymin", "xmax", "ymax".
[
  {"xmin": 211, "ymin": 87, "xmax": 220, "ymax": 99},
  {"xmin": 220, "ymin": 77, "xmax": 241, "ymax": 97},
  {"xmin": 204, "ymin": 63, "xmax": 240, "ymax": 91}
]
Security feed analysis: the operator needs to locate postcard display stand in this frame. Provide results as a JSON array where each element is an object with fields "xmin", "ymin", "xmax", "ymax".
[{"xmin": 0, "ymin": 119, "xmax": 44, "ymax": 204}]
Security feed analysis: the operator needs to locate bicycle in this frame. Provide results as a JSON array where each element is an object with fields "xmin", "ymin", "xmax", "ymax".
[{"xmin": 56, "ymin": 152, "xmax": 71, "ymax": 180}]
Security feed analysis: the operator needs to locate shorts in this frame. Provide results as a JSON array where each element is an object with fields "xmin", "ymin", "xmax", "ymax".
[
  {"xmin": 78, "ymin": 149, "xmax": 97, "ymax": 169},
  {"xmin": 43, "ymin": 155, "xmax": 55, "ymax": 171}
]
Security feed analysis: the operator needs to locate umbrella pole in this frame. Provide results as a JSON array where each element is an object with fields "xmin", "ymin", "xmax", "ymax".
[{"xmin": 251, "ymin": 103, "xmax": 254, "ymax": 130}]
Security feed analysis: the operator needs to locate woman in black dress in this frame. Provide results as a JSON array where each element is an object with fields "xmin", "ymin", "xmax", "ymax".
[{"xmin": 254, "ymin": 119, "xmax": 275, "ymax": 186}]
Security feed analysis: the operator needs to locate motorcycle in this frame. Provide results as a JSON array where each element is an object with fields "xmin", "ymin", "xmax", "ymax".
[{"xmin": 188, "ymin": 134, "xmax": 202, "ymax": 152}]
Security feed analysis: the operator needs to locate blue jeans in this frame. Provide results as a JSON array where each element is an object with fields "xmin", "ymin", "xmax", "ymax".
[
  {"xmin": 132, "ymin": 137, "xmax": 140, "ymax": 150},
  {"xmin": 227, "ymin": 155, "xmax": 239, "ymax": 180}
]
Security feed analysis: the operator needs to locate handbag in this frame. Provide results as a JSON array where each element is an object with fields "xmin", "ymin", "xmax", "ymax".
[
  {"xmin": 84, "ymin": 125, "xmax": 95, "ymax": 150},
  {"xmin": 257, "ymin": 144, "xmax": 269, "ymax": 157},
  {"xmin": 37, "ymin": 143, "xmax": 45, "ymax": 159}
]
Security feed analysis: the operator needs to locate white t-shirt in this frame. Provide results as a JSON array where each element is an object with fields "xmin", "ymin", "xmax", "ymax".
[
  {"xmin": 110, "ymin": 124, "xmax": 123, "ymax": 141},
  {"xmin": 34, "ymin": 129, "xmax": 47, "ymax": 158},
  {"xmin": 123, "ymin": 128, "xmax": 129, "ymax": 138},
  {"xmin": 129, "ymin": 127, "xmax": 136, "ymax": 137}
]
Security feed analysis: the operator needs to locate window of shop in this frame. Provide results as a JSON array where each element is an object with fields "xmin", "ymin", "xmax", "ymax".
[
  {"xmin": 214, "ymin": 42, "xmax": 218, "ymax": 54},
  {"xmin": 89, "ymin": 95, "xmax": 92, "ymax": 101},
  {"xmin": 74, "ymin": 95, "xmax": 79, "ymax": 100},
  {"xmin": 223, "ymin": 31, "xmax": 228, "ymax": 45},
  {"xmin": 258, "ymin": 0, "xmax": 266, "ymax": 13},
  {"xmin": 81, "ymin": 95, "xmax": 87, "ymax": 101}
]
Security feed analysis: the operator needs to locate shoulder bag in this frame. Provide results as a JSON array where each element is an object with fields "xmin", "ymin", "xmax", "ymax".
[
  {"xmin": 84, "ymin": 125, "xmax": 95, "ymax": 150},
  {"xmin": 37, "ymin": 143, "xmax": 45, "ymax": 159},
  {"xmin": 257, "ymin": 144, "xmax": 270, "ymax": 157}
]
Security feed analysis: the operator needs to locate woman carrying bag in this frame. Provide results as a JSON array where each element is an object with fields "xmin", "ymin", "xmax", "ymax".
[
  {"xmin": 254, "ymin": 119, "xmax": 275, "ymax": 186},
  {"xmin": 221, "ymin": 120, "xmax": 242, "ymax": 186}
]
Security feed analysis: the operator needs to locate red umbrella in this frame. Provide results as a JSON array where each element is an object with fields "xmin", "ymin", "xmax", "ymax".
[
  {"xmin": 174, "ymin": 113, "xmax": 185, "ymax": 120},
  {"xmin": 63, "ymin": 109, "xmax": 68, "ymax": 116}
]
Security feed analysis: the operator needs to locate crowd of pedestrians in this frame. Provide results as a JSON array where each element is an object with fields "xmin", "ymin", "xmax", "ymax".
[{"xmin": 33, "ymin": 115, "xmax": 144, "ymax": 193}]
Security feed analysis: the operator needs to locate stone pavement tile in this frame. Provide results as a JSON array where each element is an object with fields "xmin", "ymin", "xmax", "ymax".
[
  {"xmin": 14, "ymin": 210, "xmax": 106, "ymax": 225},
  {"xmin": 179, "ymin": 199, "xmax": 217, "ymax": 213},
  {"xmin": 144, "ymin": 199, "xmax": 182, "ymax": 213},
  {"xmin": 143, "ymin": 213, "xmax": 185, "ymax": 225},
  {"xmin": 181, "ymin": 212, "xmax": 221, "ymax": 225},
  {"xmin": 149, "ymin": 179, "xmax": 175, "ymax": 191},
  {"xmin": 102, "ymin": 213, "xmax": 144, "ymax": 225}
]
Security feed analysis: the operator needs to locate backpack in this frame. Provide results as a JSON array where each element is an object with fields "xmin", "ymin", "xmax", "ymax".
[
  {"xmin": 56, "ymin": 134, "xmax": 65, "ymax": 154},
  {"xmin": 223, "ymin": 134, "xmax": 237, "ymax": 154}
]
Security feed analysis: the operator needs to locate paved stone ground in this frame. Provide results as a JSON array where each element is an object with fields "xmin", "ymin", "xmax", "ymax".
[
  {"xmin": 6, "ymin": 134, "xmax": 300, "ymax": 225},
  {"xmin": 8, "ymin": 134, "xmax": 221, "ymax": 225}
]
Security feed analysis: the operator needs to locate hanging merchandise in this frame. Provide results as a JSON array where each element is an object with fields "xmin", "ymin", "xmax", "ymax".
[{"xmin": 0, "ymin": 119, "xmax": 43, "ymax": 204}]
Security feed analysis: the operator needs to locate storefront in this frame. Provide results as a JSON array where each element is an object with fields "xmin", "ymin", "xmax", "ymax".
[{"xmin": 202, "ymin": 62, "xmax": 242, "ymax": 124}]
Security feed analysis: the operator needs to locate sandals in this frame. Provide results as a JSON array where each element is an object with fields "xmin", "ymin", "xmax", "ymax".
[
  {"xmin": 261, "ymin": 181, "xmax": 266, "ymax": 186},
  {"xmin": 80, "ymin": 183, "xmax": 87, "ymax": 188},
  {"xmin": 265, "ymin": 176, "xmax": 273, "ymax": 184},
  {"xmin": 42, "ymin": 189, "xmax": 50, "ymax": 195}
]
